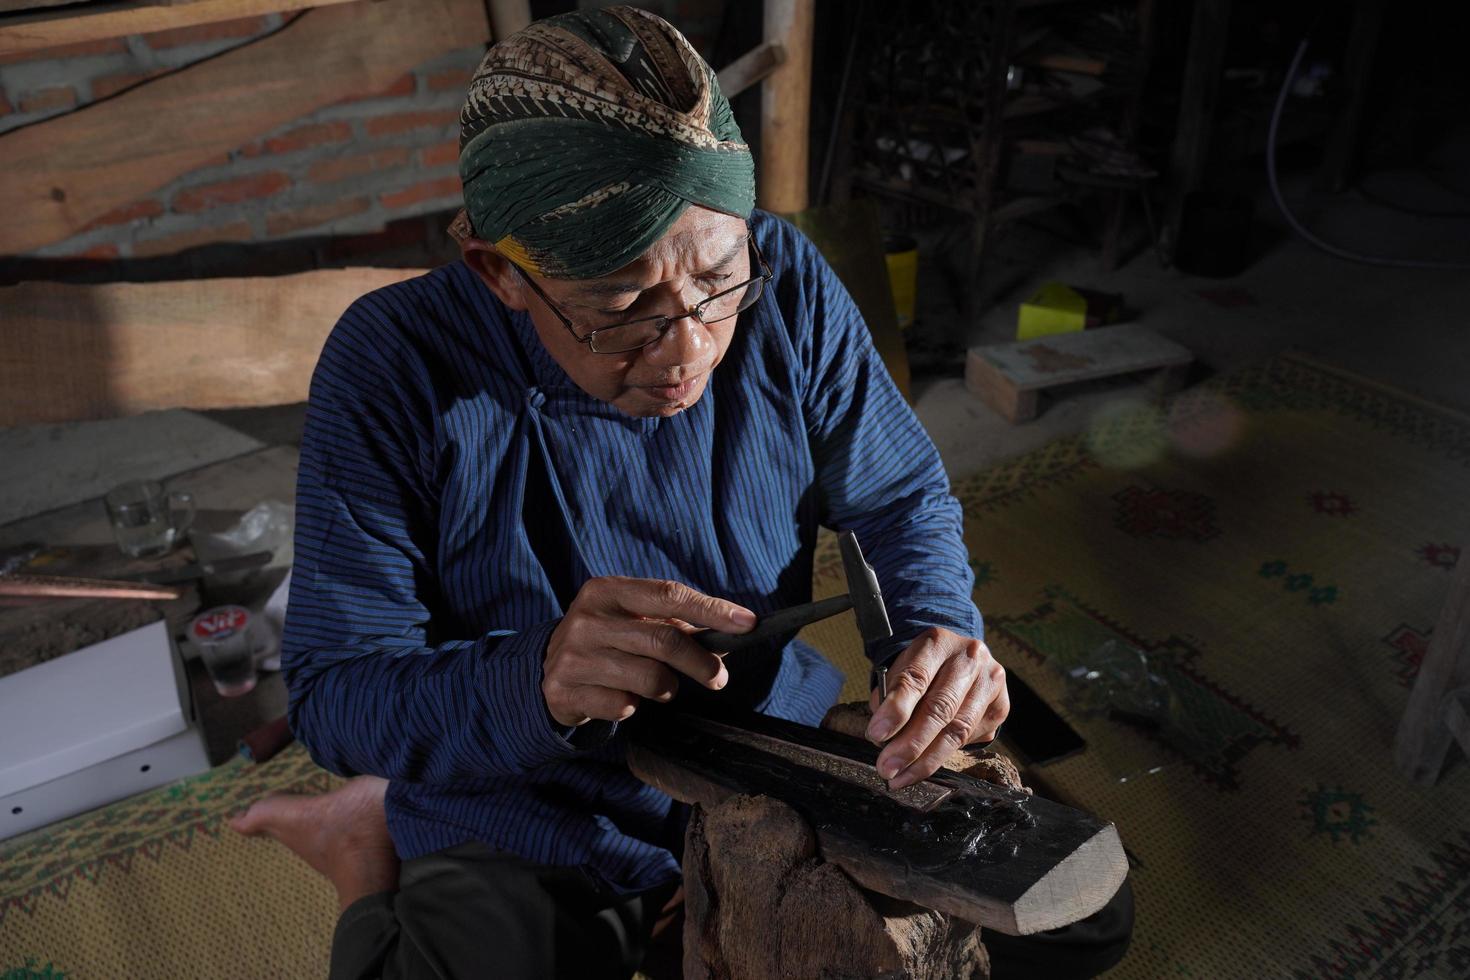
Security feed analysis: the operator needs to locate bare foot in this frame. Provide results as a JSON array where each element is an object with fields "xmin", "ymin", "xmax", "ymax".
[{"xmin": 230, "ymin": 775, "xmax": 400, "ymax": 911}]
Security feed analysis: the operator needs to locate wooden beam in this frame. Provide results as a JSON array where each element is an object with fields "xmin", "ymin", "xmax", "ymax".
[
  {"xmin": 485, "ymin": 0, "xmax": 529, "ymax": 39},
  {"xmin": 715, "ymin": 40, "xmax": 786, "ymax": 100},
  {"xmin": 0, "ymin": 0, "xmax": 487, "ymax": 256},
  {"xmin": 1163, "ymin": 0, "xmax": 1231, "ymax": 262},
  {"xmin": 758, "ymin": 0, "xmax": 813, "ymax": 214},
  {"xmin": 0, "ymin": 0, "xmax": 360, "ymax": 56},
  {"xmin": 0, "ymin": 268, "xmax": 428, "ymax": 426}
]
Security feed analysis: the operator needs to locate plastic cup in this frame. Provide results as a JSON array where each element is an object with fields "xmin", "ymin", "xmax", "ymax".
[{"xmin": 189, "ymin": 606, "xmax": 266, "ymax": 697}]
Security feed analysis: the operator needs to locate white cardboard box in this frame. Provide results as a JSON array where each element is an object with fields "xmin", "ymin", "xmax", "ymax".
[{"xmin": 0, "ymin": 619, "xmax": 211, "ymax": 841}]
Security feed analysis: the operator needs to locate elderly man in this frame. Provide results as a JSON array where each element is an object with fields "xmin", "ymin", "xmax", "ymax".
[{"xmin": 231, "ymin": 7, "xmax": 1129, "ymax": 979}]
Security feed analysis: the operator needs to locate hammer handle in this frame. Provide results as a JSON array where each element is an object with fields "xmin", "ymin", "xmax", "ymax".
[{"xmin": 695, "ymin": 594, "xmax": 853, "ymax": 653}]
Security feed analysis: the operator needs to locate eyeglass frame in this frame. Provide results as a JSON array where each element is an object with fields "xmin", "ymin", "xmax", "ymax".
[{"xmin": 509, "ymin": 234, "xmax": 772, "ymax": 355}]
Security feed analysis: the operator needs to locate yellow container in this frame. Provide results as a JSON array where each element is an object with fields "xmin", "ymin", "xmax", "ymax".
[{"xmin": 884, "ymin": 237, "xmax": 918, "ymax": 330}]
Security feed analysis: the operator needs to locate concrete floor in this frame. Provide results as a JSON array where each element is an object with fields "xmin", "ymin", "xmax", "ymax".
[{"xmin": 906, "ymin": 167, "xmax": 1470, "ymax": 480}]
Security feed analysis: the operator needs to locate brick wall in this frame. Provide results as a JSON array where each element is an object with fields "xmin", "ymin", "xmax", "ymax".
[{"xmin": 0, "ymin": 13, "xmax": 483, "ymax": 262}]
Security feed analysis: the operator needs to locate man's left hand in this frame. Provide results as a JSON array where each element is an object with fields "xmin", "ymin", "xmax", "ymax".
[{"xmin": 864, "ymin": 627, "xmax": 1009, "ymax": 790}]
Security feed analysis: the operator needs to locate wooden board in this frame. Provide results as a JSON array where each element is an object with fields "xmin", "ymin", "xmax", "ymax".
[
  {"xmin": 626, "ymin": 709, "xmax": 1127, "ymax": 935},
  {"xmin": 0, "ymin": 267, "xmax": 427, "ymax": 426},
  {"xmin": 965, "ymin": 324, "xmax": 1192, "ymax": 422},
  {"xmin": 715, "ymin": 40, "xmax": 785, "ymax": 99},
  {"xmin": 0, "ymin": 0, "xmax": 487, "ymax": 255},
  {"xmin": 1394, "ymin": 539, "xmax": 1470, "ymax": 784},
  {"xmin": 0, "ymin": 0, "xmax": 363, "ymax": 55}
]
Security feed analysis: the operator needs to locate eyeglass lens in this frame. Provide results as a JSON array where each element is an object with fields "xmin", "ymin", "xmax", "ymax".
[{"xmin": 588, "ymin": 276, "xmax": 766, "ymax": 353}]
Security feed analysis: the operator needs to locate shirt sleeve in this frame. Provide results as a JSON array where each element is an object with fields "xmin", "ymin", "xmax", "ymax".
[
  {"xmin": 281, "ymin": 288, "xmax": 592, "ymax": 783},
  {"xmin": 780, "ymin": 221, "xmax": 983, "ymax": 670}
]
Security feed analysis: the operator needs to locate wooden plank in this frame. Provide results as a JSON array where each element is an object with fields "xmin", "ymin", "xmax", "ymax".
[
  {"xmin": 965, "ymin": 325, "xmax": 1192, "ymax": 423},
  {"xmin": 715, "ymin": 40, "xmax": 786, "ymax": 100},
  {"xmin": 0, "ymin": 1, "xmax": 74, "ymax": 16},
  {"xmin": 1395, "ymin": 543, "xmax": 1470, "ymax": 784},
  {"xmin": 0, "ymin": 0, "xmax": 487, "ymax": 255},
  {"xmin": 485, "ymin": 0, "xmax": 529, "ymax": 39},
  {"xmin": 0, "ymin": 0, "xmax": 361, "ymax": 56},
  {"xmin": 968, "ymin": 324, "xmax": 1191, "ymax": 392},
  {"xmin": 627, "ymin": 709, "xmax": 1128, "ymax": 935},
  {"xmin": 758, "ymin": 0, "xmax": 812, "ymax": 213},
  {"xmin": 1315, "ymin": 0, "xmax": 1386, "ymax": 193},
  {"xmin": 0, "ymin": 268, "xmax": 427, "ymax": 426}
]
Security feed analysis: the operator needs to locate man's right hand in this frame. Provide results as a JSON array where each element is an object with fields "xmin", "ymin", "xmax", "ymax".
[{"xmin": 543, "ymin": 577, "xmax": 756, "ymax": 727}]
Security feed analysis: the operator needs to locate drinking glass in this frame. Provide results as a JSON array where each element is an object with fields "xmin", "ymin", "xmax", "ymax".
[{"xmin": 104, "ymin": 480, "xmax": 195, "ymax": 558}]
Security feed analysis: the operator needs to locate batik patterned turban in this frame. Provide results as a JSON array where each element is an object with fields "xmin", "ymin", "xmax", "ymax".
[{"xmin": 457, "ymin": 5, "xmax": 755, "ymax": 280}]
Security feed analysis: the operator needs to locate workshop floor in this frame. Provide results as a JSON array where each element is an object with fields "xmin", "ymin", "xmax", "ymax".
[{"xmin": 908, "ymin": 162, "xmax": 1470, "ymax": 479}]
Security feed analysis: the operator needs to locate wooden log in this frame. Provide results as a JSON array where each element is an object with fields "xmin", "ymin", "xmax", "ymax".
[
  {"xmin": 684, "ymin": 794, "xmax": 988, "ymax": 980},
  {"xmin": 758, "ymin": 0, "xmax": 813, "ymax": 214},
  {"xmin": 0, "ymin": 0, "xmax": 361, "ymax": 57},
  {"xmin": 0, "ymin": 0, "xmax": 487, "ymax": 255},
  {"xmin": 627, "ymin": 709, "xmax": 1127, "ymax": 936},
  {"xmin": 1395, "ymin": 541, "xmax": 1470, "ymax": 784},
  {"xmin": 0, "ymin": 267, "xmax": 427, "ymax": 426}
]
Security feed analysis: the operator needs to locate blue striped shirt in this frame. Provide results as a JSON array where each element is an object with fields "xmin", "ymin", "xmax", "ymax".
[{"xmin": 282, "ymin": 211, "xmax": 980, "ymax": 895}]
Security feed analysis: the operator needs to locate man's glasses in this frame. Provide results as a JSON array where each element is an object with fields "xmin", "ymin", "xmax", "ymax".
[{"xmin": 512, "ymin": 236, "xmax": 772, "ymax": 354}]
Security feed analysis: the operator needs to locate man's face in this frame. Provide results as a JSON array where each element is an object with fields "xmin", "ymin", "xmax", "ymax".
[{"xmin": 472, "ymin": 206, "xmax": 752, "ymax": 419}]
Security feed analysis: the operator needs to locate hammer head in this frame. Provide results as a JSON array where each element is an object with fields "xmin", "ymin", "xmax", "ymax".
[{"xmin": 838, "ymin": 531, "xmax": 893, "ymax": 645}]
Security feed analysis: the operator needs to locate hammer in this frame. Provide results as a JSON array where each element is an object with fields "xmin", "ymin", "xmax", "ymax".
[{"xmin": 695, "ymin": 531, "xmax": 893, "ymax": 654}]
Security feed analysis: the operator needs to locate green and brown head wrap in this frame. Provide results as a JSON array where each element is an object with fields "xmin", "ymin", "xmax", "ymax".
[{"xmin": 456, "ymin": 6, "xmax": 755, "ymax": 280}]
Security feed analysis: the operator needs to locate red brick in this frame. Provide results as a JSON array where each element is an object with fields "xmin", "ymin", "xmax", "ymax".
[
  {"xmin": 420, "ymin": 140, "xmax": 460, "ymax": 169},
  {"xmin": 240, "ymin": 121, "xmax": 352, "ymax": 158},
  {"xmin": 426, "ymin": 67, "xmax": 472, "ymax": 92},
  {"xmin": 172, "ymin": 172, "xmax": 291, "ymax": 213},
  {"xmin": 81, "ymin": 199, "xmax": 165, "ymax": 232},
  {"xmin": 307, "ymin": 146, "xmax": 412, "ymax": 184},
  {"xmin": 336, "ymin": 73, "xmax": 415, "ymax": 105},
  {"xmin": 133, "ymin": 219, "xmax": 253, "ymax": 258},
  {"xmin": 142, "ymin": 16, "xmax": 270, "ymax": 50},
  {"xmin": 265, "ymin": 196, "xmax": 372, "ymax": 237},
  {"xmin": 91, "ymin": 69, "xmax": 169, "ymax": 101},
  {"xmin": 18, "ymin": 86, "xmax": 77, "ymax": 114},
  {"xmin": 379, "ymin": 174, "xmax": 461, "ymax": 211},
  {"xmin": 0, "ymin": 38, "xmax": 127, "ymax": 66},
  {"xmin": 364, "ymin": 109, "xmax": 459, "ymax": 139}
]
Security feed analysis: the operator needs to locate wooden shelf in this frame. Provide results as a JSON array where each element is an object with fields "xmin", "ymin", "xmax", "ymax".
[{"xmin": 0, "ymin": 0, "xmax": 359, "ymax": 57}]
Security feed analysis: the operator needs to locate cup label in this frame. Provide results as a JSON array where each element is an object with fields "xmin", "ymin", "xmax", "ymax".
[{"xmin": 191, "ymin": 606, "xmax": 250, "ymax": 641}]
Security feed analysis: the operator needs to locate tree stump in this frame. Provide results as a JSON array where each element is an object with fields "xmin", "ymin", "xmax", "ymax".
[{"xmin": 682, "ymin": 793, "xmax": 990, "ymax": 980}]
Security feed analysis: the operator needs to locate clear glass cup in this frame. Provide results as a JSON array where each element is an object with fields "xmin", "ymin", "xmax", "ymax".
[
  {"xmin": 189, "ymin": 606, "xmax": 273, "ymax": 697},
  {"xmin": 104, "ymin": 480, "xmax": 195, "ymax": 558}
]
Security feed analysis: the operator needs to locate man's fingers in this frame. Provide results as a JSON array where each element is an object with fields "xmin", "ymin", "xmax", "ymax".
[
  {"xmin": 559, "ymin": 644, "xmax": 683, "ymax": 702},
  {"xmin": 972, "ymin": 666, "xmax": 1010, "ymax": 743},
  {"xmin": 876, "ymin": 644, "xmax": 984, "ymax": 782},
  {"xmin": 865, "ymin": 630, "xmax": 948, "ymax": 744},
  {"xmin": 611, "ymin": 618, "xmax": 729, "ymax": 690},
  {"xmin": 886, "ymin": 677, "xmax": 994, "ymax": 789},
  {"xmin": 601, "ymin": 577, "xmax": 757, "ymax": 635},
  {"xmin": 565, "ymin": 684, "xmax": 640, "ymax": 724}
]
